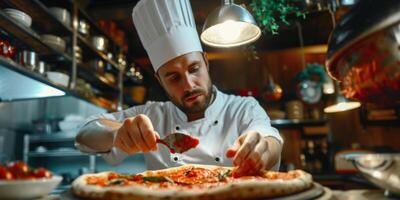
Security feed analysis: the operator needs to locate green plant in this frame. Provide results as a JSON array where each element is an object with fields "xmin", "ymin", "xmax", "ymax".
[
  {"xmin": 294, "ymin": 63, "xmax": 327, "ymax": 85},
  {"xmin": 250, "ymin": 0, "xmax": 306, "ymax": 34}
]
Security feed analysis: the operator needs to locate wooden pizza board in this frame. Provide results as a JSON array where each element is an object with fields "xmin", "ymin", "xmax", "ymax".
[{"xmin": 265, "ymin": 183, "xmax": 328, "ymax": 200}]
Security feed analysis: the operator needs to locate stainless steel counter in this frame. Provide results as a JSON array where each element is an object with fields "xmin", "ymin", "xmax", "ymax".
[{"xmin": 331, "ymin": 190, "xmax": 400, "ymax": 200}]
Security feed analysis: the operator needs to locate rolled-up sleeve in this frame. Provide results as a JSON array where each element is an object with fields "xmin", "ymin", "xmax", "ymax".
[{"xmin": 75, "ymin": 105, "xmax": 147, "ymax": 164}]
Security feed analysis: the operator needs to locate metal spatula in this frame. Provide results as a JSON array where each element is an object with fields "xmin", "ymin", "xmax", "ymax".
[
  {"xmin": 157, "ymin": 132, "xmax": 199, "ymax": 154},
  {"xmin": 98, "ymin": 119, "xmax": 199, "ymax": 154}
]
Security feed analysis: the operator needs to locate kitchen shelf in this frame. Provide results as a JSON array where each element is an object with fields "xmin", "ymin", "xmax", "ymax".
[
  {"xmin": 0, "ymin": 10, "xmax": 74, "ymax": 66},
  {"xmin": 77, "ymin": 62, "xmax": 119, "ymax": 92},
  {"xmin": 363, "ymin": 119, "xmax": 400, "ymax": 127},
  {"xmin": 0, "ymin": 11, "xmax": 55, "ymax": 56},
  {"xmin": 0, "ymin": 56, "xmax": 68, "ymax": 101},
  {"xmin": 271, "ymin": 119, "xmax": 327, "ymax": 128},
  {"xmin": 28, "ymin": 134, "xmax": 77, "ymax": 143},
  {"xmin": 77, "ymin": 35, "xmax": 120, "ymax": 72},
  {"xmin": 0, "ymin": 0, "xmax": 126, "ymax": 110},
  {"xmin": 0, "ymin": 10, "xmax": 119, "ymax": 107},
  {"xmin": 28, "ymin": 150, "xmax": 88, "ymax": 157},
  {"xmin": 0, "ymin": 56, "xmax": 117, "ymax": 111},
  {"xmin": 72, "ymin": 1, "xmax": 124, "ymax": 50},
  {"xmin": 1, "ymin": 0, "xmax": 73, "ymax": 36},
  {"xmin": 24, "ymin": 133, "xmax": 97, "ymax": 172}
]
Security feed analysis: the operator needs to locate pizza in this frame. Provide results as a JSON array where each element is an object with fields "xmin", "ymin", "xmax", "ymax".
[{"xmin": 72, "ymin": 164, "xmax": 312, "ymax": 200}]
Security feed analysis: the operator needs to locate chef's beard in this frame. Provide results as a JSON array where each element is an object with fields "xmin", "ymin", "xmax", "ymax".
[{"xmin": 168, "ymin": 82, "xmax": 213, "ymax": 114}]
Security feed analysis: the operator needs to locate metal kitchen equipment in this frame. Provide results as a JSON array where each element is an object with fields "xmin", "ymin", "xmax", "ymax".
[
  {"xmin": 326, "ymin": 0, "xmax": 400, "ymax": 105},
  {"xmin": 92, "ymin": 36, "xmax": 108, "ymax": 52},
  {"xmin": 37, "ymin": 61, "xmax": 48, "ymax": 75},
  {"xmin": 19, "ymin": 50, "xmax": 38, "ymax": 71},
  {"xmin": 347, "ymin": 154, "xmax": 400, "ymax": 196},
  {"xmin": 78, "ymin": 19, "xmax": 90, "ymax": 37},
  {"xmin": 99, "ymin": 119, "xmax": 199, "ymax": 153},
  {"xmin": 201, "ymin": 0, "xmax": 261, "ymax": 48}
]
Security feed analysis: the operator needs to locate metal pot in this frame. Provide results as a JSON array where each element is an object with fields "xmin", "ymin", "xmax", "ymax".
[
  {"xmin": 32, "ymin": 118, "xmax": 60, "ymax": 134},
  {"xmin": 326, "ymin": 0, "xmax": 400, "ymax": 105},
  {"xmin": 19, "ymin": 50, "xmax": 37, "ymax": 71},
  {"xmin": 92, "ymin": 36, "xmax": 108, "ymax": 52},
  {"xmin": 78, "ymin": 19, "xmax": 90, "ymax": 36},
  {"xmin": 348, "ymin": 154, "xmax": 400, "ymax": 196},
  {"xmin": 37, "ymin": 60, "xmax": 48, "ymax": 75}
]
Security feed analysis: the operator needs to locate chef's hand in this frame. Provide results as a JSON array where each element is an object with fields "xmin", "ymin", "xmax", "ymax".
[
  {"xmin": 226, "ymin": 131, "xmax": 282, "ymax": 177},
  {"xmin": 114, "ymin": 114, "xmax": 160, "ymax": 154}
]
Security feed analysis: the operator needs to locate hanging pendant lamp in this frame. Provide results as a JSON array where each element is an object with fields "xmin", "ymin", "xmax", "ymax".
[{"xmin": 201, "ymin": 0, "xmax": 261, "ymax": 48}]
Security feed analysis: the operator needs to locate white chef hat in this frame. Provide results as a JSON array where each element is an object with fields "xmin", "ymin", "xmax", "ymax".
[{"xmin": 132, "ymin": 0, "xmax": 203, "ymax": 72}]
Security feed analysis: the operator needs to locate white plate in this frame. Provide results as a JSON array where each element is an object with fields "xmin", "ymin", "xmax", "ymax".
[
  {"xmin": 46, "ymin": 71, "xmax": 69, "ymax": 87},
  {"xmin": 3, "ymin": 8, "xmax": 32, "ymax": 27},
  {"xmin": 0, "ymin": 176, "xmax": 62, "ymax": 199},
  {"xmin": 298, "ymin": 80, "xmax": 322, "ymax": 104}
]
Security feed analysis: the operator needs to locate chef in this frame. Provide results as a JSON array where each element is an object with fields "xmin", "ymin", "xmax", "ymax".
[{"xmin": 76, "ymin": 0, "xmax": 283, "ymax": 175}]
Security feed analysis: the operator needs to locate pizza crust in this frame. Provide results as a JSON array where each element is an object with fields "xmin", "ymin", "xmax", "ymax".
[{"xmin": 72, "ymin": 164, "xmax": 313, "ymax": 200}]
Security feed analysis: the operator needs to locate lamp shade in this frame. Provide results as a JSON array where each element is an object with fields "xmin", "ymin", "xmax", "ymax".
[
  {"xmin": 324, "ymin": 93, "xmax": 361, "ymax": 113},
  {"xmin": 201, "ymin": 3, "xmax": 261, "ymax": 48}
]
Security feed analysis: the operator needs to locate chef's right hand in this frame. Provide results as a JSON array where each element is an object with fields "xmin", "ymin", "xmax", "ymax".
[{"xmin": 114, "ymin": 114, "xmax": 160, "ymax": 154}]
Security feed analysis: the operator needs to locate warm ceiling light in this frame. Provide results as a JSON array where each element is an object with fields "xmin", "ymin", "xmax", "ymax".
[
  {"xmin": 324, "ymin": 82, "xmax": 361, "ymax": 113},
  {"xmin": 324, "ymin": 101, "xmax": 361, "ymax": 113},
  {"xmin": 201, "ymin": 0, "xmax": 261, "ymax": 48}
]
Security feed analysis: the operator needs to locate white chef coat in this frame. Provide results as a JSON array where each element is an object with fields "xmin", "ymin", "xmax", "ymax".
[{"xmin": 76, "ymin": 86, "xmax": 283, "ymax": 170}]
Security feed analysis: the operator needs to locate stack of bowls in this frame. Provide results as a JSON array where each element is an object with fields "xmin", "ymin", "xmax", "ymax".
[
  {"xmin": 48, "ymin": 7, "xmax": 71, "ymax": 27},
  {"xmin": 3, "ymin": 9, "xmax": 32, "ymax": 27},
  {"xmin": 3, "ymin": 8, "xmax": 32, "ymax": 27},
  {"xmin": 285, "ymin": 100, "xmax": 304, "ymax": 120},
  {"xmin": 74, "ymin": 46, "xmax": 82, "ymax": 63},
  {"xmin": 46, "ymin": 71, "xmax": 69, "ymax": 87},
  {"xmin": 41, "ymin": 34, "xmax": 66, "ymax": 52}
]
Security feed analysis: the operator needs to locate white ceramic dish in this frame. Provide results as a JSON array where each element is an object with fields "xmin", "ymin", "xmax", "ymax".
[
  {"xmin": 46, "ymin": 71, "xmax": 69, "ymax": 87},
  {"xmin": 0, "ymin": 176, "xmax": 62, "ymax": 199},
  {"xmin": 41, "ymin": 34, "xmax": 66, "ymax": 52},
  {"xmin": 48, "ymin": 7, "xmax": 71, "ymax": 27},
  {"xmin": 59, "ymin": 120, "xmax": 82, "ymax": 132},
  {"xmin": 3, "ymin": 8, "xmax": 32, "ymax": 27}
]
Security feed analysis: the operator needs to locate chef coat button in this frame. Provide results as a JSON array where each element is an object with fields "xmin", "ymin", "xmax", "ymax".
[
  {"xmin": 215, "ymin": 157, "xmax": 220, "ymax": 162},
  {"xmin": 173, "ymin": 156, "xmax": 178, "ymax": 161},
  {"xmin": 175, "ymin": 126, "xmax": 180, "ymax": 130},
  {"xmin": 213, "ymin": 120, "xmax": 218, "ymax": 125}
]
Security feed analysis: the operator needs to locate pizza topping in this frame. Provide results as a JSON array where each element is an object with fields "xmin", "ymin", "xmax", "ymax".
[
  {"xmin": 108, "ymin": 178, "xmax": 127, "ymax": 185},
  {"xmin": 73, "ymin": 166, "xmax": 312, "ymax": 200},
  {"xmin": 217, "ymin": 169, "xmax": 231, "ymax": 181},
  {"xmin": 86, "ymin": 176, "xmax": 107, "ymax": 187},
  {"xmin": 184, "ymin": 168, "xmax": 196, "ymax": 177},
  {"xmin": 83, "ymin": 167, "xmax": 302, "ymax": 190},
  {"xmin": 171, "ymin": 135, "xmax": 199, "ymax": 154},
  {"xmin": 143, "ymin": 176, "xmax": 174, "ymax": 183}
]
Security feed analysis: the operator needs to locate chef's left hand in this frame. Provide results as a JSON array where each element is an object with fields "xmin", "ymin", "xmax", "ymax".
[{"xmin": 226, "ymin": 131, "xmax": 281, "ymax": 177}]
